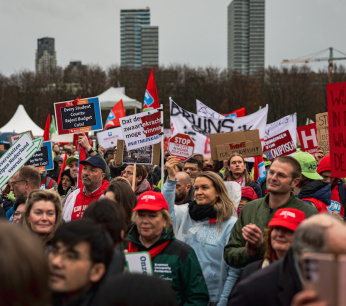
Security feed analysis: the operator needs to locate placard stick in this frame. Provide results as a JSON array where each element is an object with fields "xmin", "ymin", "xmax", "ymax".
[
  {"xmin": 132, "ymin": 164, "xmax": 137, "ymax": 191},
  {"xmin": 160, "ymin": 104, "xmax": 164, "ymax": 193}
]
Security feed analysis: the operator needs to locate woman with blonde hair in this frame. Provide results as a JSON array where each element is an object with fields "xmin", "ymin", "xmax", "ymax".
[
  {"xmin": 23, "ymin": 190, "xmax": 63, "ymax": 245},
  {"xmin": 163, "ymin": 156, "xmax": 240, "ymax": 306}
]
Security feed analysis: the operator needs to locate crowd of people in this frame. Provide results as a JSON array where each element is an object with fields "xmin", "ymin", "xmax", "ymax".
[{"xmin": 0, "ymin": 132, "xmax": 345, "ymax": 306}]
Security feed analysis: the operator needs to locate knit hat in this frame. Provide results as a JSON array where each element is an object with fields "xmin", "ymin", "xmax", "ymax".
[
  {"xmin": 317, "ymin": 154, "xmax": 330, "ymax": 174},
  {"xmin": 292, "ymin": 152, "xmax": 322, "ymax": 180},
  {"xmin": 133, "ymin": 191, "xmax": 169, "ymax": 212},
  {"xmin": 268, "ymin": 208, "xmax": 305, "ymax": 231},
  {"xmin": 241, "ymin": 187, "xmax": 258, "ymax": 201}
]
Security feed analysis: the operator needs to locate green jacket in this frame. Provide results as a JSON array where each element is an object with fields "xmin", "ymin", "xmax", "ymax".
[
  {"xmin": 224, "ymin": 192, "xmax": 318, "ymax": 269},
  {"xmin": 128, "ymin": 226, "xmax": 209, "ymax": 306}
]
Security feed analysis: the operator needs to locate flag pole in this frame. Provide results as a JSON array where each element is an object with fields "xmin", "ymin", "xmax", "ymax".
[{"xmin": 160, "ymin": 104, "xmax": 164, "ymax": 193}]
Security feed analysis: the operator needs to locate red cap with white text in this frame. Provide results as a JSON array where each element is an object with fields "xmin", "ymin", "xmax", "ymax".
[
  {"xmin": 268, "ymin": 208, "xmax": 305, "ymax": 231},
  {"xmin": 133, "ymin": 191, "xmax": 169, "ymax": 212}
]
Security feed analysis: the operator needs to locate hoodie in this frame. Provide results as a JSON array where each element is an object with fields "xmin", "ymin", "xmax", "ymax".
[{"xmin": 297, "ymin": 180, "xmax": 331, "ymax": 213}]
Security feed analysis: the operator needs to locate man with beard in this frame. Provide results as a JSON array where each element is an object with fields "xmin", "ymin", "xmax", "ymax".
[
  {"xmin": 224, "ymin": 156, "xmax": 318, "ymax": 269},
  {"xmin": 62, "ymin": 156, "xmax": 109, "ymax": 222},
  {"xmin": 175, "ymin": 172, "xmax": 194, "ymax": 205}
]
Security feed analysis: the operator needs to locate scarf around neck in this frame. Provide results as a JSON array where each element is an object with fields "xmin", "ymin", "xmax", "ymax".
[{"xmin": 188, "ymin": 201, "xmax": 217, "ymax": 221}]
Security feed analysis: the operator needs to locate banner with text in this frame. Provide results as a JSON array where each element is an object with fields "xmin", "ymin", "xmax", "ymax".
[
  {"xmin": 54, "ymin": 97, "xmax": 103, "ymax": 135},
  {"xmin": 327, "ymin": 82, "xmax": 346, "ymax": 177},
  {"xmin": 170, "ymin": 98, "xmax": 268, "ymax": 155},
  {"xmin": 97, "ymin": 127, "xmax": 123, "ymax": 149},
  {"xmin": 297, "ymin": 123, "xmax": 318, "ymax": 154},
  {"xmin": 263, "ymin": 130, "xmax": 296, "ymax": 161},
  {"xmin": 26, "ymin": 141, "xmax": 54, "ymax": 170},
  {"xmin": 120, "ymin": 109, "xmax": 161, "ymax": 151}
]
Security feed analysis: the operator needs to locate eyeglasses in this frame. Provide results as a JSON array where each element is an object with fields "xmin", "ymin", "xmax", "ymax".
[
  {"xmin": 268, "ymin": 170, "xmax": 291, "ymax": 180},
  {"xmin": 184, "ymin": 167, "xmax": 197, "ymax": 171},
  {"xmin": 10, "ymin": 180, "xmax": 25, "ymax": 187},
  {"xmin": 47, "ymin": 245, "xmax": 89, "ymax": 262},
  {"xmin": 12, "ymin": 211, "xmax": 23, "ymax": 217},
  {"xmin": 122, "ymin": 171, "xmax": 133, "ymax": 176}
]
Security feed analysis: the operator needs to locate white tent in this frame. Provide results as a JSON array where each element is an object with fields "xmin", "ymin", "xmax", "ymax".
[
  {"xmin": 98, "ymin": 87, "xmax": 142, "ymax": 112},
  {"xmin": 0, "ymin": 104, "xmax": 44, "ymax": 136}
]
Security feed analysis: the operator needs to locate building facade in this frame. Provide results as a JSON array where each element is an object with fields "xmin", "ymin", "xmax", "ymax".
[
  {"xmin": 120, "ymin": 8, "xmax": 159, "ymax": 68},
  {"xmin": 227, "ymin": 0, "xmax": 265, "ymax": 75},
  {"xmin": 35, "ymin": 37, "xmax": 57, "ymax": 74}
]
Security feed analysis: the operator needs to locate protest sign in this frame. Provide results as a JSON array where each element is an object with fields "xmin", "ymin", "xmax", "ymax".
[
  {"xmin": 125, "ymin": 252, "xmax": 153, "ymax": 275},
  {"xmin": 0, "ymin": 134, "xmax": 43, "ymax": 189},
  {"xmin": 168, "ymin": 134, "xmax": 195, "ymax": 161},
  {"xmin": 54, "ymin": 97, "xmax": 103, "ymax": 135},
  {"xmin": 210, "ymin": 130, "xmax": 262, "ymax": 161},
  {"xmin": 264, "ymin": 114, "xmax": 297, "ymax": 147},
  {"xmin": 123, "ymin": 144, "xmax": 153, "ymax": 165},
  {"xmin": 97, "ymin": 127, "xmax": 123, "ymax": 149},
  {"xmin": 327, "ymin": 82, "xmax": 346, "ymax": 177},
  {"xmin": 170, "ymin": 98, "xmax": 268, "ymax": 155},
  {"xmin": 26, "ymin": 141, "xmax": 54, "ymax": 170},
  {"xmin": 263, "ymin": 130, "xmax": 296, "ymax": 161},
  {"xmin": 119, "ymin": 110, "xmax": 161, "ymax": 151},
  {"xmin": 297, "ymin": 123, "xmax": 318, "ymax": 154},
  {"xmin": 316, "ymin": 112, "xmax": 329, "ymax": 156},
  {"xmin": 72, "ymin": 133, "xmax": 93, "ymax": 151},
  {"xmin": 116, "ymin": 140, "xmax": 160, "ymax": 166},
  {"xmin": 8, "ymin": 131, "xmax": 34, "ymax": 146}
]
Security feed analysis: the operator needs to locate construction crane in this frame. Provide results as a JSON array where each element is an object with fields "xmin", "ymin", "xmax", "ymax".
[{"xmin": 282, "ymin": 47, "xmax": 346, "ymax": 82}]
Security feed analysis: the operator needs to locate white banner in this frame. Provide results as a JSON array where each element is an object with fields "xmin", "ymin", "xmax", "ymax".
[
  {"xmin": 265, "ymin": 113, "xmax": 297, "ymax": 147},
  {"xmin": 196, "ymin": 99, "xmax": 224, "ymax": 119},
  {"xmin": 120, "ymin": 110, "xmax": 161, "ymax": 151},
  {"xmin": 170, "ymin": 98, "xmax": 268, "ymax": 155},
  {"xmin": 97, "ymin": 127, "xmax": 123, "ymax": 149}
]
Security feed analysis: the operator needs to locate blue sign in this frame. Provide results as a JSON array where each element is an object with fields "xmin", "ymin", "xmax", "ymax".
[
  {"xmin": 26, "ymin": 141, "xmax": 54, "ymax": 171},
  {"xmin": 328, "ymin": 200, "xmax": 342, "ymax": 214}
]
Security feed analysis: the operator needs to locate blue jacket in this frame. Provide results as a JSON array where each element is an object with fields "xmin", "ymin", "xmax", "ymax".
[{"xmin": 163, "ymin": 178, "xmax": 240, "ymax": 306}]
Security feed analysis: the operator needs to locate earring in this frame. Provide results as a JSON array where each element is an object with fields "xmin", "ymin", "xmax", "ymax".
[{"xmin": 162, "ymin": 226, "xmax": 167, "ymax": 234}]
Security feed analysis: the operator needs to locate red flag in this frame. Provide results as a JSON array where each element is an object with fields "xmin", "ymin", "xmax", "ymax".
[
  {"xmin": 253, "ymin": 155, "xmax": 266, "ymax": 183},
  {"xmin": 223, "ymin": 107, "xmax": 246, "ymax": 118},
  {"xmin": 143, "ymin": 69, "xmax": 159, "ymax": 111},
  {"xmin": 43, "ymin": 114, "xmax": 51, "ymax": 141},
  {"xmin": 57, "ymin": 153, "xmax": 68, "ymax": 185},
  {"xmin": 104, "ymin": 100, "xmax": 126, "ymax": 130},
  {"xmin": 77, "ymin": 146, "xmax": 86, "ymax": 189}
]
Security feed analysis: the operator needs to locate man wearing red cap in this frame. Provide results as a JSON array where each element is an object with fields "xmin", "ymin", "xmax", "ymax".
[{"xmin": 317, "ymin": 154, "xmax": 346, "ymax": 216}]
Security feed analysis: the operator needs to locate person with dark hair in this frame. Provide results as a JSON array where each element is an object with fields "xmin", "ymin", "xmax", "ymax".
[
  {"xmin": 10, "ymin": 166, "xmax": 41, "ymax": 199},
  {"xmin": 11, "ymin": 197, "xmax": 27, "ymax": 224},
  {"xmin": 97, "ymin": 274, "xmax": 178, "ymax": 306},
  {"xmin": 127, "ymin": 191, "xmax": 209, "ymax": 305},
  {"xmin": 104, "ymin": 181, "xmax": 137, "ymax": 231},
  {"xmin": 122, "ymin": 164, "xmax": 151, "ymax": 198},
  {"xmin": 63, "ymin": 156, "xmax": 109, "ymax": 222},
  {"xmin": 0, "ymin": 222, "xmax": 50, "ymax": 306},
  {"xmin": 48, "ymin": 219, "xmax": 114, "ymax": 305},
  {"xmin": 183, "ymin": 157, "xmax": 203, "ymax": 184},
  {"xmin": 55, "ymin": 169, "xmax": 75, "ymax": 205},
  {"xmin": 224, "ymin": 156, "xmax": 319, "ymax": 269},
  {"xmin": 23, "ymin": 190, "xmax": 63, "ymax": 245}
]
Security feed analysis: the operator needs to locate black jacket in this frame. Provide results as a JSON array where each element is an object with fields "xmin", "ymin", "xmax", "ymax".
[{"xmin": 228, "ymin": 248, "xmax": 301, "ymax": 306}]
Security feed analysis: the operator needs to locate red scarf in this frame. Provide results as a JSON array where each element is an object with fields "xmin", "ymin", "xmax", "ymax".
[{"xmin": 128, "ymin": 240, "xmax": 170, "ymax": 259}]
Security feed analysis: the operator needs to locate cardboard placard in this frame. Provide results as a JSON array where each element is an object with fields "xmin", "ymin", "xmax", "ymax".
[
  {"xmin": 210, "ymin": 130, "xmax": 262, "ymax": 161},
  {"xmin": 125, "ymin": 252, "xmax": 153, "ymax": 275},
  {"xmin": 26, "ymin": 141, "xmax": 54, "ymax": 171},
  {"xmin": 116, "ymin": 140, "xmax": 160, "ymax": 166},
  {"xmin": 54, "ymin": 97, "xmax": 103, "ymax": 135},
  {"xmin": 327, "ymin": 82, "xmax": 346, "ymax": 177},
  {"xmin": 263, "ymin": 130, "xmax": 296, "ymax": 161},
  {"xmin": 8, "ymin": 131, "xmax": 34, "ymax": 146},
  {"xmin": 297, "ymin": 123, "xmax": 318, "ymax": 154},
  {"xmin": 316, "ymin": 112, "xmax": 329, "ymax": 156},
  {"xmin": 96, "ymin": 127, "xmax": 123, "ymax": 149}
]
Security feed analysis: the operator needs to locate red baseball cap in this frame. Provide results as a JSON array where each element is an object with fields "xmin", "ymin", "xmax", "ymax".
[
  {"xmin": 133, "ymin": 191, "xmax": 169, "ymax": 212},
  {"xmin": 268, "ymin": 208, "xmax": 305, "ymax": 231}
]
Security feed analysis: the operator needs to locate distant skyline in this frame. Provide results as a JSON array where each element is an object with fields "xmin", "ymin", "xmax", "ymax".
[{"xmin": 1, "ymin": 0, "xmax": 346, "ymax": 76}]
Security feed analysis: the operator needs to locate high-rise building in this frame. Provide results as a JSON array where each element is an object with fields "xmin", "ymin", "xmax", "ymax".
[
  {"xmin": 227, "ymin": 0, "xmax": 265, "ymax": 75},
  {"xmin": 120, "ymin": 8, "xmax": 159, "ymax": 68},
  {"xmin": 35, "ymin": 37, "xmax": 57, "ymax": 74}
]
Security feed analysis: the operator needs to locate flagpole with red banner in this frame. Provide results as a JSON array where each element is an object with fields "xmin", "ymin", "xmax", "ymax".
[
  {"xmin": 104, "ymin": 99, "xmax": 126, "ymax": 130},
  {"xmin": 43, "ymin": 114, "xmax": 51, "ymax": 141}
]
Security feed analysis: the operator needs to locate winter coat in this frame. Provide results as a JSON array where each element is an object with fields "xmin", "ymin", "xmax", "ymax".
[
  {"xmin": 62, "ymin": 180, "xmax": 109, "ymax": 222},
  {"xmin": 224, "ymin": 193, "xmax": 318, "ymax": 269},
  {"xmin": 127, "ymin": 225, "xmax": 209, "ymax": 306},
  {"xmin": 163, "ymin": 179, "xmax": 240, "ymax": 305},
  {"xmin": 297, "ymin": 180, "xmax": 331, "ymax": 213}
]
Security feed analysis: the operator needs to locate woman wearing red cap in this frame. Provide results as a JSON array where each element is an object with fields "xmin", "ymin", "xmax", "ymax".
[
  {"xmin": 127, "ymin": 191, "xmax": 209, "ymax": 305},
  {"xmin": 163, "ymin": 156, "xmax": 240, "ymax": 306},
  {"xmin": 236, "ymin": 208, "xmax": 305, "ymax": 283}
]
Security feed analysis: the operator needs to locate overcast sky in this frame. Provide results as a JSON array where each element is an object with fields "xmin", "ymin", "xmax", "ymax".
[{"xmin": 1, "ymin": 0, "xmax": 346, "ymax": 77}]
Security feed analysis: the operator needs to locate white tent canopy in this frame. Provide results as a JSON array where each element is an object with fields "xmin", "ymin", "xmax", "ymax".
[
  {"xmin": 98, "ymin": 87, "xmax": 142, "ymax": 111},
  {"xmin": 0, "ymin": 104, "xmax": 44, "ymax": 136}
]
